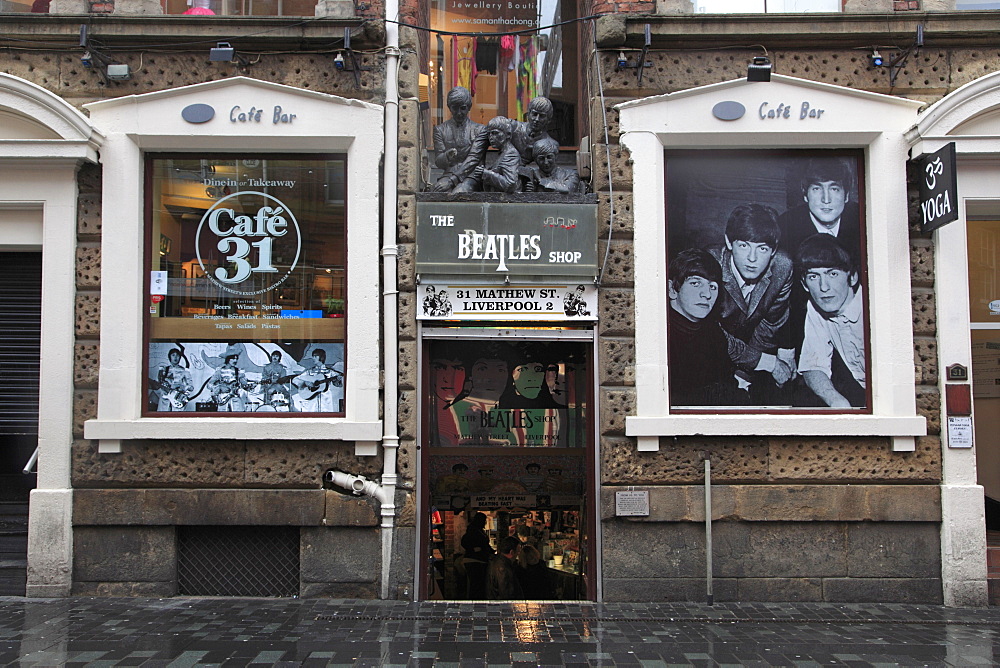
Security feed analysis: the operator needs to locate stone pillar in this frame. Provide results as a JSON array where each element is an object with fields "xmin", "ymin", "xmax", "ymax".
[
  {"xmin": 114, "ymin": 0, "xmax": 163, "ymax": 13},
  {"xmin": 48, "ymin": 0, "xmax": 87, "ymax": 10},
  {"xmin": 842, "ymin": 0, "xmax": 894, "ymax": 10},
  {"xmin": 314, "ymin": 0, "xmax": 354, "ymax": 17},
  {"xmin": 656, "ymin": 0, "xmax": 694, "ymax": 12},
  {"xmin": 922, "ymin": 0, "xmax": 956, "ymax": 9}
]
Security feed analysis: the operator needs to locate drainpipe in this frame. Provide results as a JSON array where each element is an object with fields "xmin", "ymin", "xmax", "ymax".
[
  {"xmin": 378, "ymin": 0, "xmax": 401, "ymax": 601},
  {"xmin": 323, "ymin": 0, "xmax": 401, "ymax": 602}
]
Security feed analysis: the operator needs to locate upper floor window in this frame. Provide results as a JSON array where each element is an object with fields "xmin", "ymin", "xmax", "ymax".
[
  {"xmin": 145, "ymin": 154, "xmax": 347, "ymax": 415},
  {"xmin": 695, "ymin": 0, "xmax": 841, "ymax": 11}
]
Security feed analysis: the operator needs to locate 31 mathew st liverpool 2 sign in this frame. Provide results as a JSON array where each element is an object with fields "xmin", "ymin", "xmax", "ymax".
[{"xmin": 415, "ymin": 202, "xmax": 598, "ymax": 277}]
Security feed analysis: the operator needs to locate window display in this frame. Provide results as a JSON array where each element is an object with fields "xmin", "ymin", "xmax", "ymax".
[
  {"xmin": 144, "ymin": 155, "xmax": 346, "ymax": 414},
  {"xmin": 665, "ymin": 150, "xmax": 869, "ymax": 411}
]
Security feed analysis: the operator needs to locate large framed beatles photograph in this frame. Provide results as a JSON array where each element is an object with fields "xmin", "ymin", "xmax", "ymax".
[
  {"xmin": 143, "ymin": 154, "xmax": 347, "ymax": 415},
  {"xmin": 664, "ymin": 150, "xmax": 870, "ymax": 412}
]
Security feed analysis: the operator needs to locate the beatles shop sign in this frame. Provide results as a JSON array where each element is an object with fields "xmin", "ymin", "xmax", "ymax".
[
  {"xmin": 913, "ymin": 142, "xmax": 959, "ymax": 234},
  {"xmin": 415, "ymin": 202, "xmax": 598, "ymax": 277}
]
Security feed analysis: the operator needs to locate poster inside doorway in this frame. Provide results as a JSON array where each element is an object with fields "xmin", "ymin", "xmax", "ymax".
[{"xmin": 426, "ymin": 339, "xmax": 587, "ymax": 448}]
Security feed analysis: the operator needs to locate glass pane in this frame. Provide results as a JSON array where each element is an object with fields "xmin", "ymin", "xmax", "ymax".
[
  {"xmin": 968, "ymin": 219, "xmax": 1000, "ymax": 323},
  {"xmin": 146, "ymin": 155, "xmax": 346, "ymax": 414}
]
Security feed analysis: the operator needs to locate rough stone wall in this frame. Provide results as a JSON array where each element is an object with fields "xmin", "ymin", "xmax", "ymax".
[{"xmin": 0, "ymin": 50, "xmax": 384, "ymax": 109}]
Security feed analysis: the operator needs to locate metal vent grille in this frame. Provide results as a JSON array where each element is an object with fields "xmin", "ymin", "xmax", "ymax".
[
  {"xmin": 0, "ymin": 253, "xmax": 41, "ymax": 436},
  {"xmin": 177, "ymin": 526, "xmax": 299, "ymax": 597}
]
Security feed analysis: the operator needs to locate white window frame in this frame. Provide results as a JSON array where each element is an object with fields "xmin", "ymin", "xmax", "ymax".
[
  {"xmin": 83, "ymin": 78, "xmax": 383, "ymax": 455},
  {"xmin": 618, "ymin": 74, "xmax": 926, "ymax": 452}
]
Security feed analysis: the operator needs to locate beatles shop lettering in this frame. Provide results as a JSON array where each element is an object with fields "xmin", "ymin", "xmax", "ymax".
[
  {"xmin": 230, "ymin": 105, "xmax": 297, "ymax": 124},
  {"xmin": 457, "ymin": 231, "xmax": 542, "ymax": 272},
  {"xmin": 758, "ymin": 101, "xmax": 826, "ymax": 120}
]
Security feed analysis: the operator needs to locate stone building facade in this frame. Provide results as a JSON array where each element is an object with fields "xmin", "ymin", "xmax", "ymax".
[{"xmin": 0, "ymin": 0, "xmax": 996, "ymax": 605}]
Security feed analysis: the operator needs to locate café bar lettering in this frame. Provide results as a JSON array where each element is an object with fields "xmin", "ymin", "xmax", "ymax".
[{"xmin": 758, "ymin": 101, "xmax": 827, "ymax": 120}]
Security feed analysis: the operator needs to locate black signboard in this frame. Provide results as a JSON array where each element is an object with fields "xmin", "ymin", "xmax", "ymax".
[{"xmin": 916, "ymin": 142, "xmax": 958, "ymax": 234}]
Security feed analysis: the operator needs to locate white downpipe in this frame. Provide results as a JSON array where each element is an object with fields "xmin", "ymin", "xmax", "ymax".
[
  {"xmin": 379, "ymin": 0, "xmax": 401, "ymax": 601},
  {"xmin": 326, "ymin": 0, "xmax": 401, "ymax": 602}
]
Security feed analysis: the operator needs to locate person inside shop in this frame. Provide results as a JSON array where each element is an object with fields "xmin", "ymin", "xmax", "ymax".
[
  {"xmin": 431, "ymin": 86, "xmax": 485, "ymax": 193},
  {"xmin": 487, "ymin": 536, "xmax": 524, "ymax": 600},
  {"xmin": 515, "ymin": 543, "xmax": 553, "ymax": 600},
  {"xmin": 461, "ymin": 512, "xmax": 494, "ymax": 599},
  {"xmin": 154, "ymin": 347, "xmax": 194, "ymax": 412},
  {"xmin": 667, "ymin": 248, "xmax": 741, "ymax": 407},
  {"xmin": 706, "ymin": 203, "xmax": 795, "ymax": 405},
  {"xmin": 794, "ymin": 233, "xmax": 866, "ymax": 408}
]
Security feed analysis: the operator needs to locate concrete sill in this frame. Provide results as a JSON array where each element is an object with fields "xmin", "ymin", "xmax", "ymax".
[{"xmin": 626, "ymin": 414, "xmax": 927, "ymax": 452}]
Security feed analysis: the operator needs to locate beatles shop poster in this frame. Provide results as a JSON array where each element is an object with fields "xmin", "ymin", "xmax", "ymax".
[{"xmin": 426, "ymin": 339, "xmax": 588, "ymax": 448}]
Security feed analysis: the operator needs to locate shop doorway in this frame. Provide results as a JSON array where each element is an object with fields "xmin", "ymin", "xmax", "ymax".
[
  {"xmin": 420, "ymin": 329, "xmax": 595, "ymax": 600},
  {"xmin": 968, "ymin": 212, "xmax": 1000, "ymax": 533},
  {"xmin": 0, "ymin": 252, "xmax": 41, "ymax": 595}
]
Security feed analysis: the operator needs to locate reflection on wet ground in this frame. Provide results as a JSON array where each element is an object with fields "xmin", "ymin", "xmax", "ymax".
[{"xmin": 2, "ymin": 597, "xmax": 1000, "ymax": 666}]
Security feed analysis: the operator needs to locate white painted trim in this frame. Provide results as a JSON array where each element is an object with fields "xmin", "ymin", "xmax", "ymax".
[
  {"xmin": 0, "ymin": 73, "xmax": 103, "ymax": 597},
  {"xmin": 620, "ymin": 76, "xmax": 925, "ymax": 444},
  {"xmin": 85, "ymin": 78, "xmax": 384, "ymax": 445},
  {"xmin": 906, "ymin": 70, "xmax": 1000, "ymax": 607},
  {"xmin": 84, "ymin": 418, "xmax": 383, "ymax": 441}
]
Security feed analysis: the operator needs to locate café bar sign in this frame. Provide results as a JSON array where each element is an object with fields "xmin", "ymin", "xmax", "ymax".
[
  {"xmin": 418, "ymin": 283, "xmax": 597, "ymax": 321},
  {"xmin": 415, "ymin": 202, "xmax": 598, "ymax": 277}
]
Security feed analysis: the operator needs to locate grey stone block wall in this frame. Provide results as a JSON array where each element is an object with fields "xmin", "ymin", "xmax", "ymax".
[{"xmin": 601, "ymin": 520, "xmax": 942, "ymax": 603}]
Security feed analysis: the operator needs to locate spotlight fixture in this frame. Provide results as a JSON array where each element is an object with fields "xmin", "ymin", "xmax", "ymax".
[
  {"xmin": 747, "ymin": 55, "xmax": 771, "ymax": 82},
  {"xmin": 616, "ymin": 51, "xmax": 628, "ymax": 69},
  {"xmin": 209, "ymin": 41, "xmax": 250, "ymax": 67},
  {"xmin": 870, "ymin": 49, "xmax": 884, "ymax": 67},
  {"xmin": 333, "ymin": 53, "xmax": 346, "ymax": 71},
  {"xmin": 209, "ymin": 41, "xmax": 236, "ymax": 62}
]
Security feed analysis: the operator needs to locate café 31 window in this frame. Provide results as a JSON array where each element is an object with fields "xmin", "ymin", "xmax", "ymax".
[
  {"xmin": 145, "ymin": 155, "xmax": 347, "ymax": 415},
  {"xmin": 665, "ymin": 150, "xmax": 869, "ymax": 412}
]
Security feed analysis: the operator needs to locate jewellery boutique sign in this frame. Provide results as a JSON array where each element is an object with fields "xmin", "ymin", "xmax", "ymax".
[{"xmin": 415, "ymin": 200, "xmax": 598, "ymax": 277}]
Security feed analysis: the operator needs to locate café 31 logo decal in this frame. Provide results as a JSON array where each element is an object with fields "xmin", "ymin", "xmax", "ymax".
[{"xmin": 196, "ymin": 191, "xmax": 302, "ymax": 296}]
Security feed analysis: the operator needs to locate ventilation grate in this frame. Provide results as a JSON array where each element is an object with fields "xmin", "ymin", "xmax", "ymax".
[{"xmin": 177, "ymin": 525, "xmax": 299, "ymax": 597}]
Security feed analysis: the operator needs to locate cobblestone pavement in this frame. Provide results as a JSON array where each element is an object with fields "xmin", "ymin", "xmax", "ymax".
[{"xmin": 2, "ymin": 597, "xmax": 1000, "ymax": 666}]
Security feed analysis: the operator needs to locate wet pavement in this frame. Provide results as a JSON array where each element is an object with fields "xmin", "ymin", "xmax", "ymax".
[{"xmin": 2, "ymin": 597, "xmax": 1000, "ymax": 667}]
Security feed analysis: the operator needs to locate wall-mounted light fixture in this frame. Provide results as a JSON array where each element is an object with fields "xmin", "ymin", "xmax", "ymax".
[
  {"xmin": 870, "ymin": 49, "xmax": 884, "ymax": 67},
  {"xmin": 209, "ymin": 41, "xmax": 249, "ymax": 67},
  {"xmin": 747, "ymin": 56, "xmax": 771, "ymax": 82}
]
